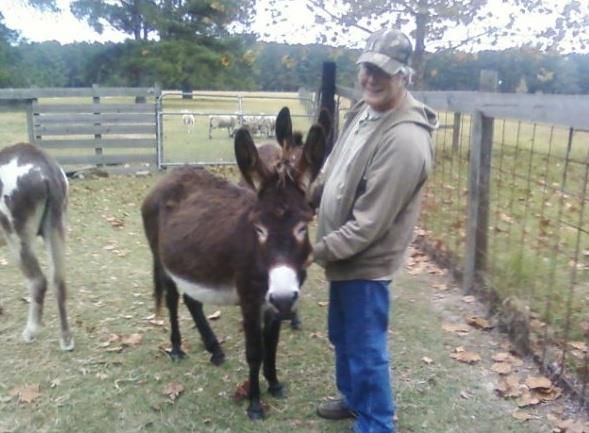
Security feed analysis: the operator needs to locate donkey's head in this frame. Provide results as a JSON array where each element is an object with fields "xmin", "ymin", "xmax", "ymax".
[{"xmin": 235, "ymin": 107, "xmax": 326, "ymax": 316}]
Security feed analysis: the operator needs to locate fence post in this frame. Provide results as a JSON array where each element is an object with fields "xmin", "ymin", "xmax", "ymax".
[
  {"xmin": 92, "ymin": 84, "xmax": 103, "ymax": 165},
  {"xmin": 452, "ymin": 112, "xmax": 461, "ymax": 152},
  {"xmin": 319, "ymin": 61, "xmax": 336, "ymax": 156},
  {"xmin": 463, "ymin": 110, "xmax": 494, "ymax": 293}
]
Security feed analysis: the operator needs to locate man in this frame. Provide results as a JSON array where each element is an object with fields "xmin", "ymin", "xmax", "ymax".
[{"xmin": 312, "ymin": 28, "xmax": 438, "ymax": 433}]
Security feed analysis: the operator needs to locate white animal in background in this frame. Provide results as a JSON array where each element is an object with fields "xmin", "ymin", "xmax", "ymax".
[
  {"xmin": 208, "ymin": 115, "xmax": 238, "ymax": 139},
  {"xmin": 181, "ymin": 110, "xmax": 195, "ymax": 133}
]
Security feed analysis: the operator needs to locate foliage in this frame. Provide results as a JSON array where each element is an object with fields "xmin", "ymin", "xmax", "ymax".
[
  {"xmin": 69, "ymin": 0, "xmax": 256, "ymax": 41},
  {"xmin": 0, "ymin": 36, "xmax": 588, "ymax": 93},
  {"xmin": 269, "ymin": 0, "xmax": 589, "ymax": 89}
]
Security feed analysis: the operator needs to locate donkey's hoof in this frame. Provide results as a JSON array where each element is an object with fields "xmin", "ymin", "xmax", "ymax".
[
  {"xmin": 167, "ymin": 349, "xmax": 186, "ymax": 362},
  {"xmin": 268, "ymin": 383, "xmax": 286, "ymax": 398},
  {"xmin": 247, "ymin": 405, "xmax": 265, "ymax": 421},
  {"xmin": 22, "ymin": 324, "xmax": 41, "ymax": 343},
  {"xmin": 290, "ymin": 318, "xmax": 302, "ymax": 330},
  {"xmin": 210, "ymin": 351, "xmax": 225, "ymax": 366},
  {"xmin": 60, "ymin": 333, "xmax": 75, "ymax": 351}
]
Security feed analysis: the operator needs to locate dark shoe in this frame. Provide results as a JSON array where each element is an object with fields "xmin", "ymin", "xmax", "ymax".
[{"xmin": 316, "ymin": 399, "xmax": 356, "ymax": 420}]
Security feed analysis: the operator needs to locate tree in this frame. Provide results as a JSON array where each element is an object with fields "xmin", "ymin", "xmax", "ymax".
[
  {"xmin": 268, "ymin": 0, "xmax": 589, "ymax": 90},
  {"xmin": 69, "ymin": 0, "xmax": 256, "ymax": 41}
]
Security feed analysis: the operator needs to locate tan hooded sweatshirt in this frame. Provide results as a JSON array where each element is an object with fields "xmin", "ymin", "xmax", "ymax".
[{"xmin": 313, "ymin": 92, "xmax": 437, "ymax": 281}]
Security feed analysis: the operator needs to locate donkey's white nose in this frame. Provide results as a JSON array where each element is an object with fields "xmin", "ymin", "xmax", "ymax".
[{"xmin": 267, "ymin": 265, "xmax": 300, "ymax": 314}]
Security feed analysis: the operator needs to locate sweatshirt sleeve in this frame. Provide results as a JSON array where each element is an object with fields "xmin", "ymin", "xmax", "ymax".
[{"xmin": 314, "ymin": 123, "xmax": 432, "ymax": 263}]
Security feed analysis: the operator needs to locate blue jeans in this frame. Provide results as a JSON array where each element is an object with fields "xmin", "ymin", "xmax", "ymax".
[{"xmin": 328, "ymin": 280, "xmax": 395, "ymax": 433}]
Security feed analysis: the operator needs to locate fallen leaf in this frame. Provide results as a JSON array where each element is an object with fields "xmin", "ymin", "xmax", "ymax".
[
  {"xmin": 207, "ymin": 310, "xmax": 221, "ymax": 320},
  {"xmin": 163, "ymin": 382, "xmax": 184, "ymax": 401},
  {"xmin": 232, "ymin": 380, "xmax": 249, "ymax": 401},
  {"xmin": 450, "ymin": 348, "xmax": 481, "ymax": 364},
  {"xmin": 512, "ymin": 409, "xmax": 534, "ymax": 421},
  {"xmin": 466, "ymin": 316, "xmax": 494, "ymax": 330},
  {"xmin": 517, "ymin": 391, "xmax": 541, "ymax": 407},
  {"xmin": 317, "ymin": 301, "xmax": 328, "ymax": 307},
  {"xmin": 442, "ymin": 323, "xmax": 470, "ymax": 336},
  {"xmin": 492, "ymin": 352, "xmax": 524, "ymax": 366},
  {"xmin": 462, "ymin": 296, "xmax": 476, "ymax": 304},
  {"xmin": 496, "ymin": 375, "xmax": 523, "ymax": 398},
  {"xmin": 121, "ymin": 333, "xmax": 143, "ymax": 347},
  {"xmin": 10, "ymin": 384, "xmax": 41, "ymax": 404},
  {"xmin": 525, "ymin": 376, "xmax": 552, "ymax": 390},
  {"xmin": 568, "ymin": 341, "xmax": 588, "ymax": 352},
  {"xmin": 491, "ymin": 362, "xmax": 513, "ymax": 375},
  {"xmin": 422, "ymin": 356, "xmax": 433, "ymax": 365}
]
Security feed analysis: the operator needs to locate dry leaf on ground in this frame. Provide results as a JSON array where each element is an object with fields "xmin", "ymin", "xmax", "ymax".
[
  {"xmin": 450, "ymin": 348, "xmax": 481, "ymax": 364},
  {"xmin": 10, "ymin": 384, "xmax": 41, "ymax": 404},
  {"xmin": 491, "ymin": 362, "xmax": 513, "ymax": 375},
  {"xmin": 442, "ymin": 323, "xmax": 470, "ymax": 336},
  {"xmin": 163, "ymin": 382, "xmax": 184, "ymax": 401},
  {"xmin": 232, "ymin": 380, "xmax": 250, "ymax": 401},
  {"xmin": 525, "ymin": 376, "xmax": 552, "ymax": 390},
  {"xmin": 496, "ymin": 374, "xmax": 523, "ymax": 398},
  {"xmin": 121, "ymin": 333, "xmax": 143, "ymax": 347},
  {"xmin": 512, "ymin": 409, "xmax": 534, "ymax": 422},
  {"xmin": 466, "ymin": 316, "xmax": 494, "ymax": 330},
  {"xmin": 207, "ymin": 310, "xmax": 222, "ymax": 320}
]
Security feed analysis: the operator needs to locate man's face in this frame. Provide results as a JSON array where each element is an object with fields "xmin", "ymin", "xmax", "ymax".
[{"xmin": 358, "ymin": 63, "xmax": 405, "ymax": 112}]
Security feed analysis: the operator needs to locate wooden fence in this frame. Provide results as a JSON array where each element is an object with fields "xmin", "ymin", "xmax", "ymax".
[{"xmin": 0, "ymin": 86, "xmax": 160, "ymax": 167}]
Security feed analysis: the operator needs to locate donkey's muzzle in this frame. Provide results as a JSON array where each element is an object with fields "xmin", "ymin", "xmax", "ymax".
[{"xmin": 268, "ymin": 291, "xmax": 299, "ymax": 316}]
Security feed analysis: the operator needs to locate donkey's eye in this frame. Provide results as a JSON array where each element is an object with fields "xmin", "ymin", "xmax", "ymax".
[
  {"xmin": 293, "ymin": 222, "xmax": 308, "ymax": 242},
  {"xmin": 255, "ymin": 224, "xmax": 268, "ymax": 243}
]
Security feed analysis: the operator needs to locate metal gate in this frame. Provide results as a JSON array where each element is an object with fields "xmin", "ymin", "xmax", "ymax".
[{"xmin": 155, "ymin": 91, "xmax": 317, "ymax": 168}]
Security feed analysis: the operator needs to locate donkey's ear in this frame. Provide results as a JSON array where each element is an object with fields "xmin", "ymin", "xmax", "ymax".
[
  {"xmin": 234, "ymin": 128, "xmax": 268, "ymax": 191},
  {"xmin": 295, "ymin": 124, "xmax": 326, "ymax": 190},
  {"xmin": 275, "ymin": 107, "xmax": 293, "ymax": 148}
]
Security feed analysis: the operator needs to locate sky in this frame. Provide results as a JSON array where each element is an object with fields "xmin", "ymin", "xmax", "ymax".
[{"xmin": 0, "ymin": 0, "xmax": 586, "ymax": 52}]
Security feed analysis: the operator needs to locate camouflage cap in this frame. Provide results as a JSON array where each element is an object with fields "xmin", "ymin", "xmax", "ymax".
[{"xmin": 356, "ymin": 29, "xmax": 413, "ymax": 76}]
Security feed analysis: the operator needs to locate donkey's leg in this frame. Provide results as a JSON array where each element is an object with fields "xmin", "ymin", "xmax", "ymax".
[
  {"xmin": 290, "ymin": 311, "xmax": 302, "ymax": 330},
  {"xmin": 44, "ymin": 223, "xmax": 74, "ymax": 351},
  {"xmin": 242, "ymin": 308, "xmax": 265, "ymax": 420},
  {"xmin": 164, "ymin": 279, "xmax": 185, "ymax": 361},
  {"xmin": 263, "ymin": 309, "xmax": 284, "ymax": 397},
  {"xmin": 17, "ymin": 237, "xmax": 48, "ymax": 343},
  {"xmin": 182, "ymin": 294, "xmax": 225, "ymax": 366}
]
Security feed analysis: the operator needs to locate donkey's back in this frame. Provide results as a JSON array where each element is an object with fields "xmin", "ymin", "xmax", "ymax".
[{"xmin": 0, "ymin": 143, "xmax": 73, "ymax": 351}]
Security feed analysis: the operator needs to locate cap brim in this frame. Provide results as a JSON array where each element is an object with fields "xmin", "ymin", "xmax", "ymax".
[{"xmin": 356, "ymin": 51, "xmax": 405, "ymax": 76}]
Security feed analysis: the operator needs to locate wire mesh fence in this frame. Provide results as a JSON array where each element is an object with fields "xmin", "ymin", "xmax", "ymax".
[{"xmin": 420, "ymin": 110, "xmax": 589, "ymax": 407}]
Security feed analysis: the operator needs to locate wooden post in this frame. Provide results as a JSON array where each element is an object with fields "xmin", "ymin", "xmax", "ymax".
[
  {"xmin": 463, "ymin": 111, "xmax": 494, "ymax": 292},
  {"xmin": 92, "ymin": 84, "xmax": 103, "ymax": 166},
  {"xmin": 25, "ymin": 98, "xmax": 37, "ymax": 144},
  {"xmin": 452, "ymin": 112, "xmax": 461, "ymax": 152},
  {"xmin": 319, "ymin": 61, "xmax": 336, "ymax": 156}
]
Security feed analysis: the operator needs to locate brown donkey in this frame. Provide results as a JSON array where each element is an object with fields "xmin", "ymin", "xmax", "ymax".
[
  {"xmin": 141, "ymin": 107, "xmax": 326, "ymax": 420},
  {"xmin": 0, "ymin": 143, "xmax": 73, "ymax": 351}
]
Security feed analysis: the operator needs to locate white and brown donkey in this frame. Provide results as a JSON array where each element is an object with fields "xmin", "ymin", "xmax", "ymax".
[{"xmin": 0, "ymin": 143, "xmax": 73, "ymax": 351}]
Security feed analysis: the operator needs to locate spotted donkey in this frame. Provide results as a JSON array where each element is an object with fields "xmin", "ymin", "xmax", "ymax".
[{"xmin": 0, "ymin": 143, "xmax": 73, "ymax": 351}]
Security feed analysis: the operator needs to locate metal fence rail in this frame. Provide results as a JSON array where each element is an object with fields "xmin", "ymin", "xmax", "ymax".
[{"xmin": 336, "ymin": 84, "xmax": 589, "ymax": 409}]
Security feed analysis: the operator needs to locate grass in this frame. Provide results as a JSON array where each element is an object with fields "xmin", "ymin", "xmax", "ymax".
[{"xmin": 0, "ymin": 172, "xmax": 560, "ymax": 433}]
